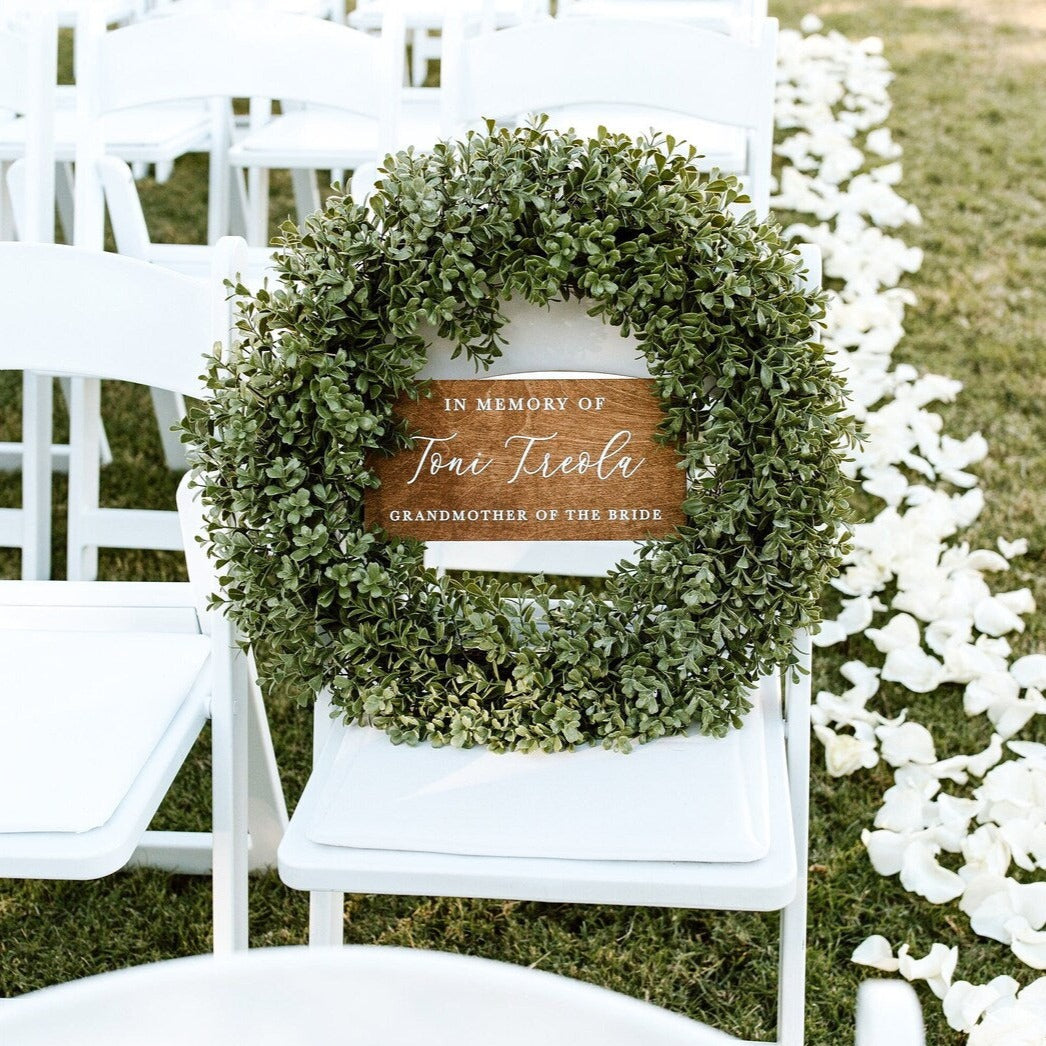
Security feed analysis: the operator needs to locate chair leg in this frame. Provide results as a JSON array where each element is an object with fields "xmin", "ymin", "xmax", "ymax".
[
  {"xmin": 55, "ymin": 162, "xmax": 76, "ymax": 243},
  {"xmin": 207, "ymin": 98, "xmax": 232, "ymax": 244},
  {"xmin": 290, "ymin": 168, "xmax": 321, "ymax": 231},
  {"xmin": 309, "ymin": 892, "xmax": 345, "ymax": 946},
  {"xmin": 66, "ymin": 376, "xmax": 102, "ymax": 582},
  {"xmin": 211, "ymin": 614, "xmax": 250, "ymax": 953},
  {"xmin": 244, "ymin": 662, "xmax": 289, "ymax": 870},
  {"xmin": 778, "ymin": 633, "xmax": 812, "ymax": 1045},
  {"xmin": 20, "ymin": 372, "xmax": 52, "ymax": 581},
  {"xmin": 776, "ymin": 890, "xmax": 808, "ymax": 1046},
  {"xmin": 246, "ymin": 166, "xmax": 270, "ymax": 248}
]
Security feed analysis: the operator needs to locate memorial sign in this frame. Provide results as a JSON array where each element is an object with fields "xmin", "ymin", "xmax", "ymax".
[{"xmin": 366, "ymin": 377, "xmax": 686, "ymax": 541}]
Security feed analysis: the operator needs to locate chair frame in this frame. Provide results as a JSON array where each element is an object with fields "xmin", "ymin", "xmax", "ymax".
[
  {"xmin": 0, "ymin": 240, "xmax": 286, "ymax": 951},
  {"xmin": 440, "ymin": 14, "xmax": 778, "ymax": 219},
  {"xmin": 278, "ymin": 249, "xmax": 822, "ymax": 1045},
  {"xmin": 0, "ymin": 10, "xmax": 56, "ymax": 581}
]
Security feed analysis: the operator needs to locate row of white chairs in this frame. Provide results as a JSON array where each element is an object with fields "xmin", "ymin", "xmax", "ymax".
[
  {"xmin": 0, "ymin": 235, "xmax": 921, "ymax": 1046},
  {"xmin": 1, "ymin": 4, "xmax": 779, "ymax": 582}
]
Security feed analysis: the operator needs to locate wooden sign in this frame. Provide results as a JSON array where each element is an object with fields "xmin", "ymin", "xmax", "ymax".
[{"xmin": 365, "ymin": 378, "xmax": 686, "ymax": 541}]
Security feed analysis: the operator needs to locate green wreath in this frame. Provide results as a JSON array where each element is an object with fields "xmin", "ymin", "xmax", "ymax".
[{"xmin": 188, "ymin": 125, "xmax": 855, "ymax": 753}]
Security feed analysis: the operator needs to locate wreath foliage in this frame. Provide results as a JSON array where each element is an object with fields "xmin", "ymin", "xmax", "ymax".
[{"xmin": 188, "ymin": 125, "xmax": 856, "ymax": 753}]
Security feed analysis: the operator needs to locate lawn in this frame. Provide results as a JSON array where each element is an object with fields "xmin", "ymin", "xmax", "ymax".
[{"xmin": 1, "ymin": 3, "xmax": 1045, "ymax": 1043}]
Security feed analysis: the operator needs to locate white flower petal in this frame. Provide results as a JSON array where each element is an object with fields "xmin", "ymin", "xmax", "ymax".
[
  {"xmin": 876, "ymin": 721, "xmax": 937, "ymax": 767},
  {"xmin": 897, "ymin": 941, "xmax": 958, "ymax": 998},
  {"xmin": 881, "ymin": 646, "xmax": 944, "ymax": 693},
  {"xmin": 815, "ymin": 724, "xmax": 879, "ymax": 777},
  {"xmin": 899, "ymin": 838, "xmax": 966, "ymax": 903},
  {"xmin": 851, "ymin": 934, "xmax": 900, "ymax": 971},
  {"xmin": 998, "ymin": 588, "xmax": 1037, "ymax": 615},
  {"xmin": 866, "ymin": 612, "xmax": 922, "ymax": 652},
  {"xmin": 944, "ymin": 977, "xmax": 1021, "ymax": 1033},
  {"xmin": 974, "ymin": 596, "xmax": 1026, "ymax": 637},
  {"xmin": 1012, "ymin": 655, "xmax": 1046, "ymax": 691},
  {"xmin": 998, "ymin": 537, "xmax": 1029, "ymax": 559},
  {"xmin": 863, "ymin": 827, "xmax": 911, "ymax": 876}
]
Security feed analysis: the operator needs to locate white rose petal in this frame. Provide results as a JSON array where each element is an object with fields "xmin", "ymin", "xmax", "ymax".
[
  {"xmin": 877, "ymin": 721, "xmax": 937, "ymax": 767},
  {"xmin": 866, "ymin": 612, "xmax": 922, "ymax": 652},
  {"xmin": 840, "ymin": 659, "xmax": 881, "ymax": 700},
  {"xmin": 926, "ymin": 617, "xmax": 974, "ymax": 656},
  {"xmin": 998, "ymin": 588, "xmax": 1037, "ymax": 615},
  {"xmin": 960, "ymin": 825, "xmax": 1011, "ymax": 880},
  {"xmin": 965, "ymin": 734, "xmax": 1005, "ymax": 778},
  {"xmin": 974, "ymin": 596, "xmax": 1026, "ymax": 637},
  {"xmin": 863, "ymin": 827, "xmax": 912, "ymax": 877},
  {"xmin": 851, "ymin": 934, "xmax": 899, "ymax": 971},
  {"xmin": 968, "ymin": 880, "xmax": 1046, "ymax": 942},
  {"xmin": 899, "ymin": 838, "xmax": 966, "ymax": 903},
  {"xmin": 998, "ymin": 537, "xmax": 1029, "ymax": 559},
  {"xmin": 1013, "ymin": 925, "xmax": 1046, "ymax": 970},
  {"xmin": 881, "ymin": 646, "xmax": 944, "ymax": 693},
  {"xmin": 968, "ymin": 1004, "xmax": 1046, "ymax": 1046},
  {"xmin": 1012, "ymin": 655, "xmax": 1046, "ymax": 691},
  {"xmin": 965, "ymin": 548, "xmax": 1011, "ymax": 572},
  {"xmin": 897, "ymin": 941, "xmax": 958, "ymax": 998},
  {"xmin": 944, "ymin": 977, "xmax": 1020, "ymax": 1033},
  {"xmin": 814, "ymin": 724, "xmax": 879, "ymax": 777}
]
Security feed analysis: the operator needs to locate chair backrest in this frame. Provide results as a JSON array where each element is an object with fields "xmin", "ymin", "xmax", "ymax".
[
  {"xmin": 0, "ymin": 10, "xmax": 56, "ymax": 243},
  {"xmin": 440, "ymin": 15, "xmax": 777, "ymax": 216},
  {"xmin": 0, "ymin": 945, "xmax": 734, "ymax": 1045},
  {"xmin": 0, "ymin": 240, "xmax": 244, "ymax": 397},
  {"xmin": 420, "ymin": 245, "xmax": 820, "ymax": 578},
  {"xmin": 73, "ymin": 7, "xmax": 404, "ymax": 247},
  {"xmin": 556, "ymin": 0, "xmax": 768, "ymax": 41},
  {"xmin": 77, "ymin": 9, "xmax": 398, "ymax": 119}
]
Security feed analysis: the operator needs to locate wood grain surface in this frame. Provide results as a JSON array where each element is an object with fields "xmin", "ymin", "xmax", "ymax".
[{"xmin": 365, "ymin": 378, "xmax": 686, "ymax": 541}]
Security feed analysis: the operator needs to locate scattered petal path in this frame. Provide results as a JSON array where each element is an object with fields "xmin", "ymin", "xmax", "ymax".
[{"xmin": 776, "ymin": 18, "xmax": 1046, "ymax": 1041}]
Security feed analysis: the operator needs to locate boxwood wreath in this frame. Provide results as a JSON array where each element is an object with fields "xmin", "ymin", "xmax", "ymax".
[{"xmin": 188, "ymin": 124, "xmax": 856, "ymax": 754}]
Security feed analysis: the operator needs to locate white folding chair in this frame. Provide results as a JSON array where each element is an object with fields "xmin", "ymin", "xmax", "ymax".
[
  {"xmin": 0, "ymin": 947, "xmax": 927, "ymax": 1045},
  {"xmin": 556, "ymin": 0, "xmax": 768, "ymax": 42},
  {"xmin": 0, "ymin": 7, "xmax": 57, "ymax": 582},
  {"xmin": 276, "ymin": 247, "xmax": 822, "ymax": 1045},
  {"xmin": 856, "ymin": 981, "xmax": 927, "ymax": 1046},
  {"xmin": 440, "ymin": 15, "xmax": 778, "ymax": 219},
  {"xmin": 220, "ymin": 8, "xmax": 423, "ymax": 247},
  {"xmin": 0, "ymin": 945, "xmax": 741, "ymax": 1045},
  {"xmin": 0, "ymin": 8, "xmax": 215, "ymax": 225},
  {"xmin": 0, "ymin": 240, "xmax": 286, "ymax": 953},
  {"xmin": 65, "ymin": 9, "xmax": 403, "ymax": 577},
  {"xmin": 4, "ymin": 154, "xmax": 282, "ymax": 487}
]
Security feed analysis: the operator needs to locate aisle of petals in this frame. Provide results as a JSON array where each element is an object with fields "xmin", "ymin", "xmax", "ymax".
[{"xmin": 775, "ymin": 18, "xmax": 1046, "ymax": 1043}]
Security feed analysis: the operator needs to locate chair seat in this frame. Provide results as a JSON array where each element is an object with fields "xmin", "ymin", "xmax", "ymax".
[
  {"xmin": 538, "ymin": 105, "xmax": 747, "ymax": 174},
  {"xmin": 0, "ymin": 629, "xmax": 210, "ymax": 837},
  {"xmin": 279, "ymin": 673, "xmax": 797, "ymax": 909},
  {"xmin": 227, "ymin": 98, "xmax": 440, "ymax": 170},
  {"xmin": 0, "ymin": 90, "xmax": 211, "ymax": 164}
]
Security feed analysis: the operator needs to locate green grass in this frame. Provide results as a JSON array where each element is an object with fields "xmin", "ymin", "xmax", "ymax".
[{"xmin": 2, "ymin": 4, "xmax": 1046, "ymax": 1042}]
